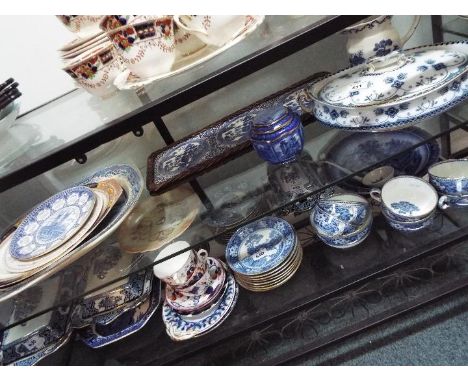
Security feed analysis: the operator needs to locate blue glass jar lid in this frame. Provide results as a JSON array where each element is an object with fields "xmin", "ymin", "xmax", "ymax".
[{"xmin": 252, "ymin": 105, "xmax": 291, "ymax": 128}]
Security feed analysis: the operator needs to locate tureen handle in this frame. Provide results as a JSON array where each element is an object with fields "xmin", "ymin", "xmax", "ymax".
[
  {"xmin": 367, "ymin": 51, "xmax": 409, "ymax": 73},
  {"xmin": 401, "ymin": 16, "xmax": 421, "ymax": 45}
]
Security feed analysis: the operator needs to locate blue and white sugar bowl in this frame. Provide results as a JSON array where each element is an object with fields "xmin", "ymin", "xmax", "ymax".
[
  {"xmin": 428, "ymin": 159, "xmax": 468, "ymax": 208},
  {"xmin": 249, "ymin": 105, "xmax": 304, "ymax": 164}
]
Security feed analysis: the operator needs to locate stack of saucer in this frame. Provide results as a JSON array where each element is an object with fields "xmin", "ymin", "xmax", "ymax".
[{"xmin": 226, "ymin": 216, "xmax": 303, "ymax": 292}]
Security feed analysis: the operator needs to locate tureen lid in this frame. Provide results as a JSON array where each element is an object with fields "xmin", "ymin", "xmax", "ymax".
[{"xmin": 314, "ymin": 46, "xmax": 468, "ymax": 108}]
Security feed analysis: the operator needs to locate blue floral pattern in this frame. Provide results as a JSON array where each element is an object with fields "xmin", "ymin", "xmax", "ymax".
[{"xmin": 390, "ymin": 201, "xmax": 421, "ymax": 216}]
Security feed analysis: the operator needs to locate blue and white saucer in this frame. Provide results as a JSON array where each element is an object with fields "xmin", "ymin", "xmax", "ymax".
[
  {"xmin": 10, "ymin": 186, "xmax": 96, "ymax": 261},
  {"xmin": 162, "ymin": 271, "xmax": 238, "ymax": 341},
  {"xmin": 226, "ymin": 217, "xmax": 296, "ymax": 276}
]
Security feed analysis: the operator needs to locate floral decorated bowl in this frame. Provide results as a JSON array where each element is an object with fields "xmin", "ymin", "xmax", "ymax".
[
  {"xmin": 106, "ymin": 16, "xmax": 176, "ymax": 80},
  {"xmin": 63, "ymin": 42, "xmax": 125, "ymax": 97},
  {"xmin": 249, "ymin": 105, "xmax": 304, "ymax": 164},
  {"xmin": 312, "ymin": 208, "xmax": 373, "ymax": 249},
  {"xmin": 370, "ymin": 176, "xmax": 439, "ymax": 221},
  {"xmin": 310, "ymin": 203, "xmax": 372, "ymax": 240},
  {"xmin": 316, "ymin": 192, "xmax": 369, "ymax": 228},
  {"xmin": 381, "ymin": 206, "xmax": 436, "ymax": 232}
]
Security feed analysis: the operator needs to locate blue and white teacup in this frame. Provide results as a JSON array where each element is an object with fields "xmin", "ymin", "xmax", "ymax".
[
  {"xmin": 428, "ymin": 159, "xmax": 468, "ymax": 209},
  {"xmin": 310, "ymin": 207, "xmax": 373, "ymax": 248},
  {"xmin": 370, "ymin": 176, "xmax": 439, "ymax": 222},
  {"xmin": 316, "ymin": 192, "xmax": 369, "ymax": 228},
  {"xmin": 381, "ymin": 206, "xmax": 436, "ymax": 232}
]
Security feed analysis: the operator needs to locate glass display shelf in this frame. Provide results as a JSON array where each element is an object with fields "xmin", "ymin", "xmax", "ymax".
[
  {"xmin": 0, "ymin": 102, "xmax": 467, "ymax": 331},
  {"xmin": 441, "ymin": 16, "xmax": 468, "ymax": 39},
  {"xmin": 55, "ymin": 215, "xmax": 468, "ymax": 365},
  {"xmin": 0, "ymin": 15, "xmax": 368, "ymax": 193}
]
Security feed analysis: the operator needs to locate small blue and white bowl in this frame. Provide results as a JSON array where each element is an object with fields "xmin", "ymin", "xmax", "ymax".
[
  {"xmin": 316, "ymin": 192, "xmax": 369, "ymax": 228},
  {"xmin": 428, "ymin": 159, "xmax": 468, "ymax": 208},
  {"xmin": 370, "ymin": 176, "xmax": 439, "ymax": 222},
  {"xmin": 249, "ymin": 105, "xmax": 304, "ymax": 164},
  {"xmin": 310, "ymin": 207, "xmax": 373, "ymax": 249},
  {"xmin": 381, "ymin": 206, "xmax": 436, "ymax": 232},
  {"xmin": 316, "ymin": 220, "xmax": 372, "ymax": 249}
]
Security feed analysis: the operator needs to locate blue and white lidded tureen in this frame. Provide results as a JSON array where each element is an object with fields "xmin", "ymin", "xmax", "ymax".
[
  {"xmin": 303, "ymin": 41, "xmax": 468, "ymax": 131},
  {"xmin": 249, "ymin": 105, "xmax": 304, "ymax": 164}
]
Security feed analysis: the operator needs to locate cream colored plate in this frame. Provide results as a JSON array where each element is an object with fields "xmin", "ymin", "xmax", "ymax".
[
  {"xmin": 118, "ymin": 185, "xmax": 200, "ymax": 253},
  {"xmin": 114, "ymin": 16, "xmax": 265, "ymax": 90}
]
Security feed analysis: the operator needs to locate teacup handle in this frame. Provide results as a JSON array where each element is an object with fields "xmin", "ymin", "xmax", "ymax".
[
  {"xmin": 196, "ymin": 248, "xmax": 209, "ymax": 262},
  {"xmin": 173, "ymin": 15, "xmax": 209, "ymax": 36},
  {"xmin": 438, "ymin": 195, "xmax": 450, "ymax": 210},
  {"xmin": 369, "ymin": 188, "xmax": 382, "ymax": 203},
  {"xmin": 401, "ymin": 16, "xmax": 421, "ymax": 45}
]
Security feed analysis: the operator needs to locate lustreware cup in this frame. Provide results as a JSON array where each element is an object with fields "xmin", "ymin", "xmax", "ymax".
[
  {"xmin": 107, "ymin": 16, "xmax": 176, "ymax": 79},
  {"xmin": 153, "ymin": 241, "xmax": 208, "ymax": 288}
]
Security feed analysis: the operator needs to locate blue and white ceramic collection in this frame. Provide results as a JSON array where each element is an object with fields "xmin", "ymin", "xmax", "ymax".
[
  {"xmin": 428, "ymin": 159, "xmax": 468, "ymax": 208},
  {"xmin": 249, "ymin": 106, "xmax": 304, "ymax": 164},
  {"xmin": 342, "ymin": 15, "xmax": 420, "ymax": 66},
  {"xmin": 370, "ymin": 176, "xmax": 439, "ymax": 222},
  {"xmin": 10, "ymin": 186, "xmax": 96, "ymax": 261},
  {"xmin": 304, "ymin": 41, "xmax": 468, "ymax": 131},
  {"xmin": 226, "ymin": 216, "xmax": 296, "ymax": 276}
]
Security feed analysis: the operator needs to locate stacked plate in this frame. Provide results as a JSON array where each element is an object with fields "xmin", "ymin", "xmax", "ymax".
[
  {"xmin": 226, "ymin": 216, "xmax": 303, "ymax": 292},
  {"xmin": 0, "ymin": 164, "xmax": 143, "ymax": 301}
]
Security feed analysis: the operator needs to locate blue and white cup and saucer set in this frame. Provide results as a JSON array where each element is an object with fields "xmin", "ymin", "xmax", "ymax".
[
  {"xmin": 370, "ymin": 175, "xmax": 444, "ymax": 232},
  {"xmin": 225, "ymin": 216, "xmax": 303, "ymax": 292},
  {"xmin": 428, "ymin": 159, "xmax": 468, "ymax": 209},
  {"xmin": 310, "ymin": 192, "xmax": 373, "ymax": 249},
  {"xmin": 156, "ymin": 241, "xmax": 239, "ymax": 341}
]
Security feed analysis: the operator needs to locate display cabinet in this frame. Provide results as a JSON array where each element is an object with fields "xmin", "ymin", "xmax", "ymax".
[{"xmin": 0, "ymin": 15, "xmax": 467, "ymax": 366}]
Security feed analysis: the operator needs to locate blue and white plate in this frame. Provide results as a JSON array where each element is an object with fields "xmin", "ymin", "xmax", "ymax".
[
  {"xmin": 10, "ymin": 186, "xmax": 96, "ymax": 260},
  {"xmin": 226, "ymin": 217, "xmax": 296, "ymax": 276},
  {"xmin": 320, "ymin": 127, "xmax": 440, "ymax": 192},
  {"xmin": 0, "ymin": 164, "xmax": 143, "ymax": 305},
  {"xmin": 162, "ymin": 270, "xmax": 238, "ymax": 341},
  {"xmin": 79, "ymin": 285, "xmax": 161, "ymax": 349}
]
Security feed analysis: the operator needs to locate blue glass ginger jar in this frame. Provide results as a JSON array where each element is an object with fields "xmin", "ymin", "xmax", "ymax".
[{"xmin": 249, "ymin": 106, "xmax": 304, "ymax": 164}]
